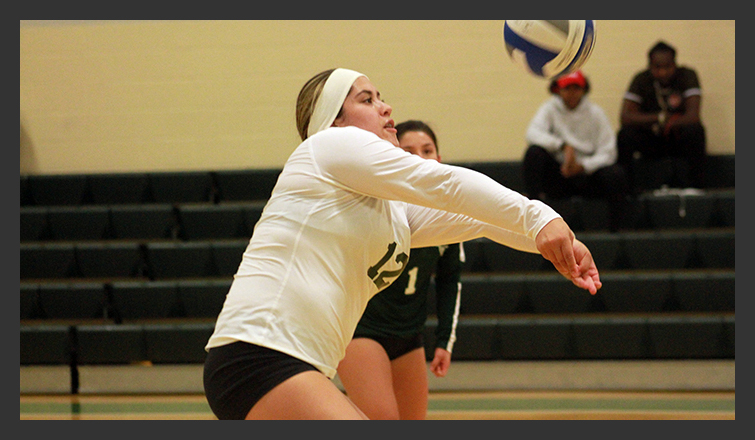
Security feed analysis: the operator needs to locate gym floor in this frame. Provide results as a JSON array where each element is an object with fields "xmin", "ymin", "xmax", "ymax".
[{"xmin": 20, "ymin": 390, "xmax": 734, "ymax": 420}]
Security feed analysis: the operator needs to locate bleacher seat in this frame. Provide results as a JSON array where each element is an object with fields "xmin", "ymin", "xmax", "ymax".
[
  {"xmin": 622, "ymin": 231, "xmax": 696, "ymax": 270},
  {"xmin": 37, "ymin": 282, "xmax": 109, "ymax": 321},
  {"xmin": 456, "ymin": 274, "xmax": 527, "ymax": 315},
  {"xmin": 211, "ymin": 240, "xmax": 247, "ymax": 277},
  {"xmin": 571, "ymin": 316, "xmax": 648, "ymax": 359},
  {"xmin": 621, "ymin": 197, "xmax": 651, "ymax": 230},
  {"xmin": 526, "ymin": 274, "xmax": 597, "ymax": 314},
  {"xmin": 20, "ymin": 243, "xmax": 78, "ymax": 279},
  {"xmin": 497, "ymin": 317, "xmax": 573, "ymax": 360},
  {"xmin": 575, "ymin": 198, "xmax": 611, "ymax": 232},
  {"xmin": 214, "ymin": 169, "xmax": 281, "ymax": 202},
  {"xmin": 703, "ymin": 154, "xmax": 735, "ymax": 188},
  {"xmin": 538, "ymin": 198, "xmax": 582, "ymax": 230},
  {"xmin": 87, "ymin": 173, "xmax": 151, "ymax": 205},
  {"xmin": 110, "ymin": 281, "xmax": 183, "ymax": 320},
  {"xmin": 644, "ymin": 193, "xmax": 715, "ymax": 229},
  {"xmin": 20, "ymin": 175, "xmax": 31, "ymax": 206},
  {"xmin": 597, "ymin": 272, "xmax": 673, "ymax": 313},
  {"xmin": 672, "ymin": 271, "xmax": 735, "ymax": 312},
  {"xmin": 75, "ymin": 324, "xmax": 147, "ymax": 364},
  {"xmin": 143, "ymin": 323, "xmax": 214, "ymax": 363},
  {"xmin": 46, "ymin": 206, "xmax": 111, "ymax": 240},
  {"xmin": 447, "ymin": 317, "xmax": 500, "ymax": 361},
  {"xmin": 242, "ymin": 201, "xmax": 267, "ymax": 233},
  {"xmin": 25, "ymin": 174, "xmax": 88, "ymax": 206},
  {"xmin": 177, "ymin": 203, "xmax": 248, "ymax": 240},
  {"xmin": 722, "ymin": 316, "xmax": 735, "ymax": 358},
  {"xmin": 109, "ymin": 204, "xmax": 178, "ymax": 240},
  {"xmin": 646, "ymin": 316, "xmax": 728, "ymax": 359},
  {"xmin": 20, "ymin": 324, "xmax": 72, "ymax": 365},
  {"xmin": 145, "ymin": 241, "xmax": 216, "ymax": 279},
  {"xmin": 573, "ymin": 232, "xmax": 622, "ymax": 270},
  {"xmin": 714, "ymin": 191, "xmax": 735, "ymax": 227},
  {"xmin": 177, "ymin": 279, "xmax": 231, "ymax": 318},
  {"xmin": 75, "ymin": 242, "xmax": 147, "ymax": 279},
  {"xmin": 20, "ymin": 207, "xmax": 49, "ymax": 241},
  {"xmin": 632, "ymin": 156, "xmax": 688, "ymax": 192},
  {"xmin": 148, "ymin": 171, "xmax": 215, "ymax": 204},
  {"xmin": 695, "ymin": 230, "xmax": 735, "ymax": 269},
  {"xmin": 20, "ymin": 283, "xmax": 41, "ymax": 320}
]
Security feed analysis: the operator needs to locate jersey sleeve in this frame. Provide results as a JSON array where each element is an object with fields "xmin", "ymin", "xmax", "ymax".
[
  {"xmin": 311, "ymin": 127, "xmax": 560, "ymax": 242},
  {"xmin": 433, "ymin": 243, "xmax": 463, "ymax": 352},
  {"xmin": 405, "ymin": 203, "xmax": 542, "ymax": 253}
]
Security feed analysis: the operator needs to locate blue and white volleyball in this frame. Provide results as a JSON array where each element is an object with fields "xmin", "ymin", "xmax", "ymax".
[{"xmin": 503, "ymin": 20, "xmax": 596, "ymax": 79}]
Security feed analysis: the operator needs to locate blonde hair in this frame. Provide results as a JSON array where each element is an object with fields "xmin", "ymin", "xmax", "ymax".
[{"xmin": 295, "ymin": 69, "xmax": 335, "ymax": 141}]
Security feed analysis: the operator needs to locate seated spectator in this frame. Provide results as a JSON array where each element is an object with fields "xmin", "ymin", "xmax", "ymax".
[
  {"xmin": 523, "ymin": 70, "xmax": 629, "ymax": 232},
  {"xmin": 617, "ymin": 40, "xmax": 707, "ymax": 191}
]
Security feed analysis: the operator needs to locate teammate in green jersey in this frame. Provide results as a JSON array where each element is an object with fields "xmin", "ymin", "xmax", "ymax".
[{"xmin": 337, "ymin": 120, "xmax": 463, "ymax": 419}]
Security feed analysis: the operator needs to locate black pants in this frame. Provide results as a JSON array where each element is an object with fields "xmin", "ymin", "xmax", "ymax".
[
  {"xmin": 351, "ymin": 333, "xmax": 425, "ymax": 361},
  {"xmin": 523, "ymin": 145, "xmax": 630, "ymax": 232},
  {"xmin": 617, "ymin": 123, "xmax": 707, "ymax": 190},
  {"xmin": 203, "ymin": 341, "xmax": 318, "ymax": 420}
]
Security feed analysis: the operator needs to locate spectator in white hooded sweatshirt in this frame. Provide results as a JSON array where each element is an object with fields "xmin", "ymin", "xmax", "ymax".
[{"xmin": 523, "ymin": 70, "xmax": 630, "ymax": 232}]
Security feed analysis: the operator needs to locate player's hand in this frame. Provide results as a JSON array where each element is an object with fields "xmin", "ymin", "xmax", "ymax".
[
  {"xmin": 536, "ymin": 218, "xmax": 601, "ymax": 294},
  {"xmin": 536, "ymin": 218, "xmax": 579, "ymax": 280},
  {"xmin": 570, "ymin": 239, "xmax": 602, "ymax": 294},
  {"xmin": 430, "ymin": 348, "xmax": 452, "ymax": 377}
]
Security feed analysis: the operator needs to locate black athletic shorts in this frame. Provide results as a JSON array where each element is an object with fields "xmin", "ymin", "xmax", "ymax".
[
  {"xmin": 203, "ymin": 341, "xmax": 318, "ymax": 420},
  {"xmin": 354, "ymin": 333, "xmax": 425, "ymax": 361}
]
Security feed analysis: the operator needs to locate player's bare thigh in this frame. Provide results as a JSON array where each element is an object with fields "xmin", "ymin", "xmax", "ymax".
[
  {"xmin": 390, "ymin": 347, "xmax": 429, "ymax": 420},
  {"xmin": 337, "ymin": 338, "xmax": 399, "ymax": 419},
  {"xmin": 246, "ymin": 370, "xmax": 368, "ymax": 420}
]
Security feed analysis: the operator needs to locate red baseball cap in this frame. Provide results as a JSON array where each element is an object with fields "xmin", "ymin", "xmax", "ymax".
[{"xmin": 555, "ymin": 70, "xmax": 587, "ymax": 89}]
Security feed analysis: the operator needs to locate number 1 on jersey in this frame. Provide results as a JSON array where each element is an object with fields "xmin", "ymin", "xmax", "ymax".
[{"xmin": 404, "ymin": 266, "xmax": 419, "ymax": 295}]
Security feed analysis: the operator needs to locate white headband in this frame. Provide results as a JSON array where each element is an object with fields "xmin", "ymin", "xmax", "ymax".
[{"xmin": 307, "ymin": 68, "xmax": 367, "ymax": 138}]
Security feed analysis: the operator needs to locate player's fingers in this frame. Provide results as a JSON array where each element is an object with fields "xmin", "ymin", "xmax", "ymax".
[
  {"xmin": 430, "ymin": 361, "xmax": 445, "ymax": 377},
  {"xmin": 546, "ymin": 241, "xmax": 576, "ymax": 279},
  {"xmin": 562, "ymin": 239, "xmax": 580, "ymax": 278},
  {"xmin": 573, "ymin": 275, "xmax": 597, "ymax": 295},
  {"xmin": 543, "ymin": 247, "xmax": 570, "ymax": 279}
]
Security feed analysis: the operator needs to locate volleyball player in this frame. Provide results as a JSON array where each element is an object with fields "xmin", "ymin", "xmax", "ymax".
[{"xmin": 203, "ymin": 68, "xmax": 601, "ymax": 420}]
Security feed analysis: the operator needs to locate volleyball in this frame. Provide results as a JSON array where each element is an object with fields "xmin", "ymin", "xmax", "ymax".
[{"xmin": 503, "ymin": 20, "xmax": 596, "ymax": 79}]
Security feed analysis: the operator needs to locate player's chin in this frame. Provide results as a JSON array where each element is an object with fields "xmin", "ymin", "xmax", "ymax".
[{"xmin": 383, "ymin": 132, "xmax": 399, "ymax": 147}]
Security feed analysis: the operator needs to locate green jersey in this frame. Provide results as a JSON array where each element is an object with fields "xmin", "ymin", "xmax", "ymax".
[{"xmin": 353, "ymin": 243, "xmax": 463, "ymax": 352}]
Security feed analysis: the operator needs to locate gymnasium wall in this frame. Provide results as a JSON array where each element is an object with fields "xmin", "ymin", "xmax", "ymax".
[{"xmin": 20, "ymin": 20, "xmax": 735, "ymax": 175}]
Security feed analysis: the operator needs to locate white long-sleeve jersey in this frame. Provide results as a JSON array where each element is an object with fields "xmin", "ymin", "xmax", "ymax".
[{"xmin": 206, "ymin": 126, "xmax": 560, "ymax": 378}]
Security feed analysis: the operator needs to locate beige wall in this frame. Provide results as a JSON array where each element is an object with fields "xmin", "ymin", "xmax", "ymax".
[{"xmin": 20, "ymin": 20, "xmax": 735, "ymax": 175}]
